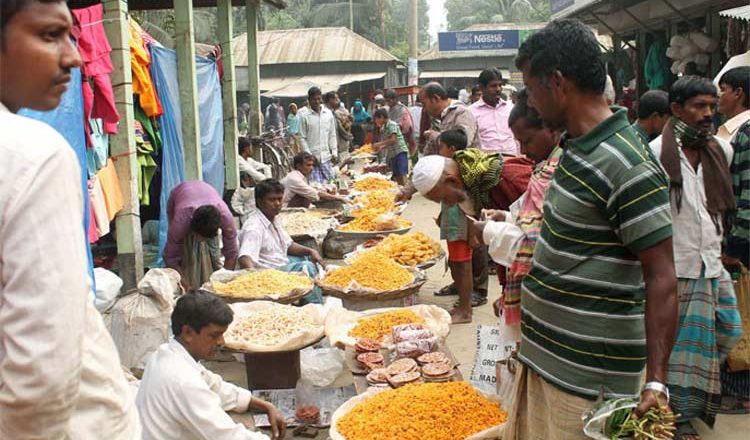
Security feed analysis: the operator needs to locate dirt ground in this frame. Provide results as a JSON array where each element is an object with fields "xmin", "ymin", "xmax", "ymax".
[{"xmin": 208, "ymin": 193, "xmax": 750, "ymax": 439}]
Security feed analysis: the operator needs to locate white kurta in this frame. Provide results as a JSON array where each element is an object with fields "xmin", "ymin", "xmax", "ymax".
[
  {"xmin": 0, "ymin": 103, "xmax": 140, "ymax": 439},
  {"xmin": 650, "ymin": 134, "xmax": 733, "ymax": 279},
  {"xmin": 136, "ymin": 339, "xmax": 269, "ymax": 440}
]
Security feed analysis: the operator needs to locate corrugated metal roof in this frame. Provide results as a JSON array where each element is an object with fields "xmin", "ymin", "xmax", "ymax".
[
  {"xmin": 464, "ymin": 23, "xmax": 547, "ymax": 31},
  {"xmin": 261, "ymin": 72, "xmax": 387, "ymax": 98},
  {"xmin": 233, "ymin": 27, "xmax": 400, "ymax": 66},
  {"xmin": 720, "ymin": 5, "xmax": 750, "ymax": 20},
  {"xmin": 419, "ymin": 69, "xmax": 510, "ymax": 79}
]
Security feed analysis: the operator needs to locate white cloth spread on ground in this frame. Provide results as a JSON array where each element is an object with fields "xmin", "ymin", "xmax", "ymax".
[
  {"xmin": 0, "ymin": 103, "xmax": 140, "ymax": 439},
  {"xmin": 136, "ymin": 339, "xmax": 269, "ymax": 440}
]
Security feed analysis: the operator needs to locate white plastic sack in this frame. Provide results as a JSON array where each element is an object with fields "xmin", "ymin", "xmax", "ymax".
[
  {"xmin": 93, "ymin": 267, "xmax": 122, "ymax": 312},
  {"xmin": 670, "ymin": 34, "xmax": 689, "ymax": 47},
  {"xmin": 108, "ymin": 268, "xmax": 180, "ymax": 369},
  {"xmin": 679, "ymin": 43, "xmax": 700, "ymax": 59},
  {"xmin": 694, "ymin": 53, "xmax": 710, "ymax": 66},
  {"xmin": 688, "ymin": 32, "xmax": 715, "ymax": 52},
  {"xmin": 469, "ymin": 324, "xmax": 518, "ymax": 410},
  {"xmin": 665, "ymin": 46, "xmax": 680, "ymax": 59},
  {"xmin": 300, "ymin": 345, "xmax": 345, "ymax": 387}
]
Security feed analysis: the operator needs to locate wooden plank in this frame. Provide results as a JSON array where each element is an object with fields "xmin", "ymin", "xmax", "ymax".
[
  {"xmin": 174, "ymin": 0, "xmax": 202, "ymax": 181},
  {"xmin": 102, "ymin": 0, "xmax": 144, "ymax": 289},
  {"xmin": 218, "ymin": 0, "xmax": 240, "ymax": 191}
]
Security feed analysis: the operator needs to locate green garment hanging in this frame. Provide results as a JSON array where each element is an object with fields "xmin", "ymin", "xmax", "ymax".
[
  {"xmin": 134, "ymin": 103, "xmax": 159, "ymax": 206},
  {"xmin": 644, "ymin": 39, "xmax": 671, "ymax": 90}
]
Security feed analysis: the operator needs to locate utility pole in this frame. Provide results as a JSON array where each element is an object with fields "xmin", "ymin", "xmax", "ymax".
[
  {"xmin": 349, "ymin": 0, "xmax": 354, "ymax": 31},
  {"xmin": 408, "ymin": 0, "xmax": 419, "ymax": 86}
]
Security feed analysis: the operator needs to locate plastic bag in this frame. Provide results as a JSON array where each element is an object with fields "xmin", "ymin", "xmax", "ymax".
[
  {"xmin": 301, "ymin": 345, "xmax": 345, "ymax": 387},
  {"xmin": 93, "ymin": 267, "xmax": 123, "ymax": 312},
  {"xmin": 108, "ymin": 268, "xmax": 180, "ymax": 370},
  {"xmin": 582, "ymin": 397, "xmax": 638, "ymax": 439},
  {"xmin": 469, "ymin": 324, "xmax": 518, "ymax": 410}
]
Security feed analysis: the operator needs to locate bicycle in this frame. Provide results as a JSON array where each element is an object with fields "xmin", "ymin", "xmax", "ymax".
[{"xmin": 251, "ymin": 128, "xmax": 294, "ymax": 180}]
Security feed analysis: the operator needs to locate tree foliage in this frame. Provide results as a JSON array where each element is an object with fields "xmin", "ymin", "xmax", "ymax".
[{"xmin": 445, "ymin": 0, "xmax": 550, "ymax": 30}]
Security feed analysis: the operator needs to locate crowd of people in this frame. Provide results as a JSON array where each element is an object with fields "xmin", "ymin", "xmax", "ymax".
[{"xmin": 0, "ymin": 2, "xmax": 748, "ymax": 440}]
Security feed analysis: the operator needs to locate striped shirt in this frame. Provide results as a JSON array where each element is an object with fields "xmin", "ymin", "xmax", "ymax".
[
  {"xmin": 726, "ymin": 120, "xmax": 750, "ymax": 267},
  {"xmin": 519, "ymin": 108, "xmax": 673, "ymax": 399}
]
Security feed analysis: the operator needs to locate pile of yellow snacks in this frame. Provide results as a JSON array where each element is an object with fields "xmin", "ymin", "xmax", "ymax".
[
  {"xmin": 213, "ymin": 269, "xmax": 313, "ymax": 298},
  {"xmin": 352, "ymin": 176, "xmax": 396, "ymax": 192},
  {"xmin": 336, "ymin": 382, "xmax": 507, "ymax": 440},
  {"xmin": 348, "ymin": 309, "xmax": 424, "ymax": 341},
  {"xmin": 324, "ymin": 252, "xmax": 413, "ymax": 292},
  {"xmin": 353, "ymin": 190, "xmax": 396, "ymax": 214},
  {"xmin": 338, "ymin": 209, "xmax": 411, "ymax": 232},
  {"xmin": 352, "ymin": 143, "xmax": 374, "ymax": 156},
  {"xmin": 370, "ymin": 232, "xmax": 442, "ymax": 266}
]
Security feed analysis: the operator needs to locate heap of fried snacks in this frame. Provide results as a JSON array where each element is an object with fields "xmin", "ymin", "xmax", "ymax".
[
  {"xmin": 352, "ymin": 176, "xmax": 396, "ymax": 192},
  {"xmin": 352, "ymin": 143, "xmax": 374, "ymax": 156},
  {"xmin": 353, "ymin": 190, "xmax": 396, "ymax": 214},
  {"xmin": 213, "ymin": 269, "xmax": 312, "ymax": 298},
  {"xmin": 224, "ymin": 303, "xmax": 319, "ymax": 347},
  {"xmin": 348, "ymin": 309, "xmax": 424, "ymax": 341},
  {"xmin": 338, "ymin": 209, "xmax": 411, "ymax": 232},
  {"xmin": 336, "ymin": 382, "xmax": 507, "ymax": 440},
  {"xmin": 324, "ymin": 252, "xmax": 413, "ymax": 292},
  {"xmin": 369, "ymin": 232, "xmax": 442, "ymax": 266},
  {"xmin": 279, "ymin": 211, "xmax": 332, "ymax": 236}
]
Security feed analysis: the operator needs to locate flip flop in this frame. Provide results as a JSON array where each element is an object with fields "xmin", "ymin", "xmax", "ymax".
[
  {"xmin": 720, "ymin": 396, "xmax": 750, "ymax": 415},
  {"xmin": 453, "ymin": 293, "xmax": 488, "ymax": 308},
  {"xmin": 675, "ymin": 421, "xmax": 701, "ymax": 440},
  {"xmin": 434, "ymin": 283, "xmax": 458, "ymax": 296}
]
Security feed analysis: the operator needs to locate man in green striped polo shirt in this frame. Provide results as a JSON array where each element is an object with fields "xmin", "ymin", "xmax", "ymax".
[{"xmin": 503, "ymin": 19, "xmax": 679, "ymax": 439}]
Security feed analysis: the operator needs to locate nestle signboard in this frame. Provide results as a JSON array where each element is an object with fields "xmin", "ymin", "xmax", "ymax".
[{"xmin": 438, "ymin": 30, "xmax": 520, "ymax": 52}]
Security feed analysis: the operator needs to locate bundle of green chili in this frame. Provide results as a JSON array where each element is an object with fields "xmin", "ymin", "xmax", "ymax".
[{"xmin": 583, "ymin": 393, "xmax": 677, "ymax": 440}]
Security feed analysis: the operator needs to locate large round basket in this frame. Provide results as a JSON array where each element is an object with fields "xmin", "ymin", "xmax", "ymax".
[
  {"xmin": 201, "ymin": 270, "xmax": 314, "ymax": 305},
  {"xmin": 332, "ymin": 224, "xmax": 412, "ymax": 239},
  {"xmin": 344, "ymin": 246, "xmax": 445, "ymax": 271},
  {"xmin": 316, "ymin": 266, "xmax": 426, "ymax": 302}
]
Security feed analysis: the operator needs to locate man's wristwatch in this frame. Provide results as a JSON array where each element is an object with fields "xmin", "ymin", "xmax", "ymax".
[{"xmin": 642, "ymin": 381, "xmax": 670, "ymax": 402}]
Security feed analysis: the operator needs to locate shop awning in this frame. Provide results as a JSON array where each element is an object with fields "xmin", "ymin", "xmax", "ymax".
[
  {"xmin": 260, "ymin": 72, "xmax": 386, "ymax": 98},
  {"xmin": 720, "ymin": 5, "xmax": 750, "ymax": 21},
  {"xmin": 419, "ymin": 69, "xmax": 510, "ymax": 79}
]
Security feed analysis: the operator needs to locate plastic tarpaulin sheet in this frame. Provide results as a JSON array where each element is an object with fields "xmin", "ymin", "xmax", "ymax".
[
  {"xmin": 151, "ymin": 46, "xmax": 225, "ymax": 266},
  {"xmin": 19, "ymin": 67, "xmax": 96, "ymax": 295}
]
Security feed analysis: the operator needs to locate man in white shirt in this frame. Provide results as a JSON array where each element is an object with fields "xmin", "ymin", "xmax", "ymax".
[
  {"xmin": 281, "ymin": 152, "xmax": 347, "ymax": 208},
  {"xmin": 649, "ymin": 76, "xmax": 741, "ymax": 437},
  {"xmin": 238, "ymin": 136, "xmax": 272, "ymax": 182},
  {"xmin": 299, "ymin": 86, "xmax": 337, "ymax": 183},
  {"xmin": 137, "ymin": 291, "xmax": 285, "ymax": 440},
  {"xmin": 0, "ymin": 3, "xmax": 141, "ymax": 439},
  {"xmin": 238, "ymin": 179, "xmax": 325, "ymax": 303},
  {"xmin": 231, "ymin": 171, "xmax": 256, "ymax": 224},
  {"xmin": 717, "ymin": 66, "xmax": 750, "ymax": 143}
]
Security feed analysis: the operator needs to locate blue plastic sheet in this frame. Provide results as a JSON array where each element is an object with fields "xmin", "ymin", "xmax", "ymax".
[
  {"xmin": 19, "ymin": 67, "xmax": 96, "ymax": 294},
  {"xmin": 151, "ymin": 46, "xmax": 225, "ymax": 266}
]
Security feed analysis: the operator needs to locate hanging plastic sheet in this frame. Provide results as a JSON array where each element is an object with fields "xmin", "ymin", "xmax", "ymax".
[
  {"xmin": 196, "ymin": 56, "xmax": 225, "ymax": 195},
  {"xmin": 150, "ymin": 46, "xmax": 186, "ymax": 266},
  {"xmin": 18, "ymin": 67, "xmax": 96, "ymax": 295}
]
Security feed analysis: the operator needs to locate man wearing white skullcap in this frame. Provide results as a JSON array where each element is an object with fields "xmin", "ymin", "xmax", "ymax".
[{"xmin": 412, "ymin": 155, "xmax": 481, "ymax": 324}]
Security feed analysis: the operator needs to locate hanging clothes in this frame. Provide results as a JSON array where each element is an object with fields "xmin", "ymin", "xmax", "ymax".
[
  {"xmin": 96, "ymin": 158, "xmax": 124, "ymax": 221},
  {"xmin": 86, "ymin": 118, "xmax": 109, "ymax": 176},
  {"xmin": 130, "ymin": 18, "xmax": 163, "ymax": 117},
  {"xmin": 89, "ymin": 176, "xmax": 110, "ymax": 238},
  {"xmin": 644, "ymin": 39, "xmax": 671, "ymax": 90},
  {"xmin": 134, "ymin": 113, "xmax": 157, "ymax": 206},
  {"xmin": 71, "ymin": 4, "xmax": 120, "ymax": 134}
]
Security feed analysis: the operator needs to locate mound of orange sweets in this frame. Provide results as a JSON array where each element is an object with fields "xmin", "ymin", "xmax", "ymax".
[
  {"xmin": 352, "ymin": 143, "xmax": 374, "ymax": 156},
  {"xmin": 347, "ymin": 309, "xmax": 424, "ymax": 341},
  {"xmin": 368, "ymin": 232, "xmax": 442, "ymax": 266},
  {"xmin": 336, "ymin": 382, "xmax": 507, "ymax": 440},
  {"xmin": 353, "ymin": 190, "xmax": 396, "ymax": 214},
  {"xmin": 323, "ymin": 251, "xmax": 413, "ymax": 292},
  {"xmin": 352, "ymin": 176, "xmax": 396, "ymax": 192},
  {"xmin": 338, "ymin": 208, "xmax": 411, "ymax": 232}
]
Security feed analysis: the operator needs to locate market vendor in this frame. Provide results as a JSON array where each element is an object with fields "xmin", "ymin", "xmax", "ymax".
[
  {"xmin": 137, "ymin": 291, "xmax": 286, "ymax": 440},
  {"xmin": 238, "ymin": 136, "xmax": 272, "ymax": 182},
  {"xmin": 366, "ymin": 108, "xmax": 410, "ymax": 186},
  {"xmin": 281, "ymin": 152, "xmax": 347, "ymax": 208},
  {"xmin": 411, "ymin": 151, "xmax": 502, "ymax": 324},
  {"xmin": 238, "ymin": 179, "xmax": 325, "ymax": 304},
  {"xmin": 164, "ymin": 180, "xmax": 238, "ymax": 290}
]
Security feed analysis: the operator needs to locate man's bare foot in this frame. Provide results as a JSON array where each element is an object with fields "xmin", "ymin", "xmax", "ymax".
[{"xmin": 449, "ymin": 308, "xmax": 472, "ymax": 324}]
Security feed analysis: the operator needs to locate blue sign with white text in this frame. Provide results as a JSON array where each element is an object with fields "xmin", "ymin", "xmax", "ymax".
[{"xmin": 438, "ymin": 30, "xmax": 520, "ymax": 52}]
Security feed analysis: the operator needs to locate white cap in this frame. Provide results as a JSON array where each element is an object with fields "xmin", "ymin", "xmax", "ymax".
[
  {"xmin": 412, "ymin": 155, "xmax": 446, "ymax": 195},
  {"xmin": 374, "ymin": 94, "xmax": 385, "ymax": 101}
]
